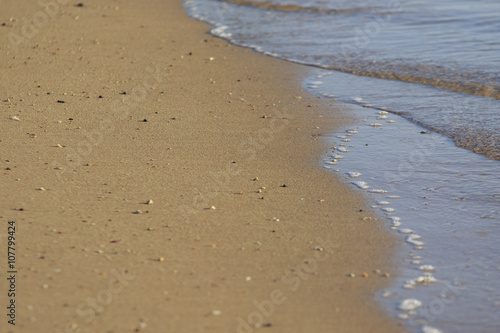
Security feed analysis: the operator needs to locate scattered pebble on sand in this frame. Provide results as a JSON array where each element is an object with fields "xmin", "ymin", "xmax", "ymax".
[
  {"xmin": 145, "ymin": 199, "xmax": 153, "ymax": 205},
  {"xmin": 10, "ymin": 116, "xmax": 20, "ymax": 121},
  {"xmin": 133, "ymin": 210, "xmax": 143, "ymax": 214}
]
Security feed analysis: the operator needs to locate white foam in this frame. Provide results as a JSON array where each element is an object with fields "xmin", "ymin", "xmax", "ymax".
[
  {"xmin": 399, "ymin": 229, "xmax": 414, "ymax": 234},
  {"xmin": 368, "ymin": 189, "xmax": 388, "ymax": 193},
  {"xmin": 377, "ymin": 201, "xmax": 390, "ymax": 205},
  {"xmin": 332, "ymin": 154, "xmax": 344, "ymax": 159},
  {"xmin": 353, "ymin": 97, "xmax": 363, "ymax": 102},
  {"xmin": 406, "ymin": 234, "xmax": 425, "ymax": 246},
  {"xmin": 415, "ymin": 274, "xmax": 438, "ymax": 284},
  {"xmin": 378, "ymin": 111, "xmax": 388, "ymax": 115},
  {"xmin": 346, "ymin": 129, "xmax": 358, "ymax": 134},
  {"xmin": 347, "ymin": 172, "xmax": 362, "ymax": 178},
  {"xmin": 387, "ymin": 195, "xmax": 400, "ymax": 199},
  {"xmin": 352, "ymin": 181, "xmax": 369, "ymax": 190},
  {"xmin": 211, "ymin": 26, "xmax": 232, "ymax": 38},
  {"xmin": 421, "ymin": 326, "xmax": 443, "ymax": 333},
  {"xmin": 419, "ymin": 265, "xmax": 436, "ymax": 272},
  {"xmin": 382, "ymin": 207, "xmax": 395, "ymax": 213},
  {"xmin": 399, "ymin": 299, "xmax": 422, "ymax": 311},
  {"xmin": 337, "ymin": 147, "xmax": 349, "ymax": 153}
]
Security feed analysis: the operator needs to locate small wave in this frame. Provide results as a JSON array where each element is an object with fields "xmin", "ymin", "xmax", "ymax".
[{"xmin": 218, "ymin": 0, "xmax": 370, "ymax": 15}]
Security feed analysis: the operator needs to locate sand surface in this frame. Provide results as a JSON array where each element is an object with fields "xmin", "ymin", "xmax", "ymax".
[{"xmin": 0, "ymin": 1, "xmax": 402, "ymax": 332}]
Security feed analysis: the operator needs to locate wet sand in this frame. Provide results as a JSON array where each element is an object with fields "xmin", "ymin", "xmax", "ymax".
[{"xmin": 0, "ymin": 1, "xmax": 402, "ymax": 332}]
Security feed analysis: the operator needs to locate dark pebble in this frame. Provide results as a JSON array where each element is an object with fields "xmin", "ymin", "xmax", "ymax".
[{"xmin": 57, "ymin": 100, "xmax": 65, "ymax": 103}]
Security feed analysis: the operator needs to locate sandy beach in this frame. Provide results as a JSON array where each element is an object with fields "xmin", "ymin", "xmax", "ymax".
[{"xmin": 0, "ymin": 1, "xmax": 402, "ymax": 332}]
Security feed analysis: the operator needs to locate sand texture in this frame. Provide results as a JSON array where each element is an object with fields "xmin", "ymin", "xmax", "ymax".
[{"xmin": 0, "ymin": 1, "xmax": 402, "ymax": 332}]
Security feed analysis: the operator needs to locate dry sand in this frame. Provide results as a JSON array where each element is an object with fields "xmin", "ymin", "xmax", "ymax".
[{"xmin": 0, "ymin": 1, "xmax": 402, "ymax": 332}]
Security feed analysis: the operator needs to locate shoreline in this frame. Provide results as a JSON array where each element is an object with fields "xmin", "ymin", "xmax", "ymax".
[{"xmin": 0, "ymin": 1, "xmax": 401, "ymax": 332}]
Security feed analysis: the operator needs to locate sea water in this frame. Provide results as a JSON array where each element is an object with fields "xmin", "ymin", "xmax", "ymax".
[{"xmin": 184, "ymin": 0, "xmax": 500, "ymax": 331}]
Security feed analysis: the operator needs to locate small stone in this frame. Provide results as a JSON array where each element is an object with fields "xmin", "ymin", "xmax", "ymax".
[
  {"xmin": 145, "ymin": 199, "xmax": 153, "ymax": 205},
  {"xmin": 314, "ymin": 246, "xmax": 323, "ymax": 251},
  {"xmin": 157, "ymin": 257, "xmax": 165, "ymax": 262},
  {"xmin": 383, "ymin": 273, "xmax": 391, "ymax": 278},
  {"xmin": 253, "ymin": 177, "xmax": 259, "ymax": 181},
  {"xmin": 245, "ymin": 276, "xmax": 252, "ymax": 282},
  {"xmin": 37, "ymin": 187, "xmax": 46, "ymax": 191},
  {"xmin": 209, "ymin": 57, "xmax": 215, "ymax": 61},
  {"xmin": 95, "ymin": 250, "xmax": 103, "ymax": 254},
  {"xmin": 347, "ymin": 273, "xmax": 355, "ymax": 278},
  {"xmin": 42, "ymin": 284, "xmax": 49, "ymax": 289},
  {"xmin": 10, "ymin": 116, "xmax": 20, "ymax": 121},
  {"xmin": 133, "ymin": 210, "xmax": 143, "ymax": 214},
  {"xmin": 362, "ymin": 272, "xmax": 368, "ymax": 278},
  {"xmin": 210, "ymin": 205, "xmax": 216, "ymax": 210},
  {"xmin": 55, "ymin": 144, "xmax": 63, "ymax": 148},
  {"xmin": 57, "ymin": 100, "xmax": 65, "ymax": 103},
  {"xmin": 272, "ymin": 217, "xmax": 280, "ymax": 222},
  {"xmin": 212, "ymin": 310, "xmax": 221, "ymax": 316}
]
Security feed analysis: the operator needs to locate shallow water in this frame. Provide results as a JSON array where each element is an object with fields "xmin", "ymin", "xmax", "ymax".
[
  {"xmin": 314, "ymin": 70, "xmax": 500, "ymax": 331},
  {"xmin": 184, "ymin": 0, "xmax": 500, "ymax": 331},
  {"xmin": 185, "ymin": 0, "xmax": 500, "ymax": 159}
]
